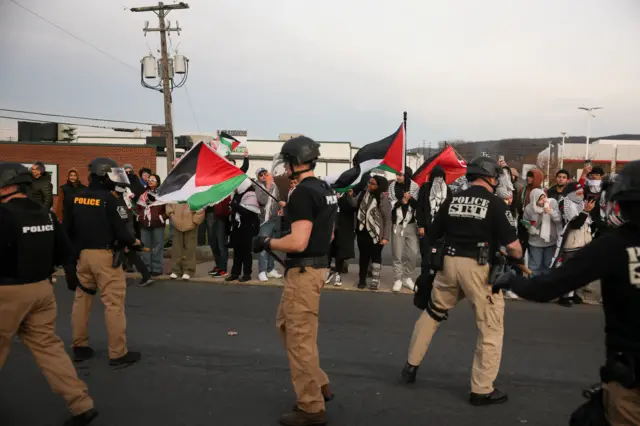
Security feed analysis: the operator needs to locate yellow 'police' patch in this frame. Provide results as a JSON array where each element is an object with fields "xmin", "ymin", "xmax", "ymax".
[{"xmin": 74, "ymin": 197, "xmax": 101, "ymax": 206}]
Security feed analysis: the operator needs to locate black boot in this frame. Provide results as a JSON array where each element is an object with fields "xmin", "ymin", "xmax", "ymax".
[
  {"xmin": 109, "ymin": 351, "xmax": 141, "ymax": 368},
  {"xmin": 558, "ymin": 296, "xmax": 573, "ymax": 307},
  {"xmin": 469, "ymin": 388, "xmax": 509, "ymax": 406},
  {"xmin": 63, "ymin": 408, "xmax": 99, "ymax": 426},
  {"xmin": 357, "ymin": 278, "xmax": 367, "ymax": 289},
  {"xmin": 401, "ymin": 362, "xmax": 419, "ymax": 384}
]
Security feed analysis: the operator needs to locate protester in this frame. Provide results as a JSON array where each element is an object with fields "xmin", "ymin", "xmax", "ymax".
[
  {"xmin": 554, "ymin": 182, "xmax": 596, "ymax": 306},
  {"xmin": 207, "ymin": 194, "xmax": 231, "ymax": 277},
  {"xmin": 389, "ymin": 168, "xmax": 420, "ymax": 292},
  {"xmin": 514, "ymin": 168, "xmax": 544, "ymax": 253},
  {"xmin": 356, "ymin": 175, "xmax": 391, "ymax": 290},
  {"xmin": 523, "ymin": 189, "xmax": 562, "ymax": 276},
  {"xmin": 510, "ymin": 167, "xmax": 525, "ymax": 194},
  {"xmin": 28, "ymin": 161, "xmax": 53, "ymax": 210},
  {"xmin": 416, "ymin": 166, "xmax": 451, "ymax": 270},
  {"xmin": 546, "ymin": 169, "xmax": 570, "ymax": 202},
  {"xmin": 124, "ymin": 164, "xmax": 146, "ymax": 240},
  {"xmin": 254, "ymin": 168, "xmax": 283, "ymax": 282},
  {"xmin": 139, "ymin": 167, "xmax": 152, "ymax": 187},
  {"xmin": 287, "ymin": 178, "xmax": 298, "ymax": 200},
  {"xmin": 585, "ymin": 166, "xmax": 606, "ymax": 237},
  {"xmin": 226, "ymin": 178, "xmax": 260, "ymax": 282},
  {"xmin": 135, "ymin": 174, "xmax": 166, "ymax": 277},
  {"xmin": 327, "ymin": 189, "xmax": 357, "ymax": 287},
  {"xmin": 495, "ymin": 159, "xmax": 515, "ymax": 205},
  {"xmin": 166, "ymin": 203, "xmax": 205, "ymax": 280},
  {"xmin": 56, "ymin": 168, "xmax": 86, "ymax": 224}
]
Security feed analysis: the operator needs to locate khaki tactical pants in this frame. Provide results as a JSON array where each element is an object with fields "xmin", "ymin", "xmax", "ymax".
[
  {"xmin": 604, "ymin": 381, "xmax": 640, "ymax": 426},
  {"xmin": 275, "ymin": 267, "xmax": 329, "ymax": 414},
  {"xmin": 408, "ymin": 256, "xmax": 505, "ymax": 394},
  {"xmin": 171, "ymin": 228, "xmax": 197, "ymax": 276},
  {"xmin": 0, "ymin": 280, "xmax": 94, "ymax": 415},
  {"xmin": 72, "ymin": 249, "xmax": 128, "ymax": 359}
]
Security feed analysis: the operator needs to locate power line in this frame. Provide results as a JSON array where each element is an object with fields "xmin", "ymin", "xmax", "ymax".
[
  {"xmin": 0, "ymin": 115, "xmax": 147, "ymax": 131},
  {"xmin": 183, "ymin": 85, "xmax": 201, "ymax": 132},
  {"xmin": 9, "ymin": 0, "xmax": 137, "ymax": 73},
  {"xmin": 0, "ymin": 108, "xmax": 160, "ymax": 126}
]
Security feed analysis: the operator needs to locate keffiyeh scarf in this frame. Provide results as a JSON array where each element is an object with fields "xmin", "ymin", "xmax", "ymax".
[{"xmin": 357, "ymin": 192, "xmax": 382, "ymax": 243}]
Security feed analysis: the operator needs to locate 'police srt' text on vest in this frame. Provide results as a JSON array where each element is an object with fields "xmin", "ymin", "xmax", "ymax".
[{"xmin": 448, "ymin": 196, "xmax": 490, "ymax": 220}]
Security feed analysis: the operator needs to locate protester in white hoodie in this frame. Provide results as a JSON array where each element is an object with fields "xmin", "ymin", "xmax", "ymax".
[{"xmin": 523, "ymin": 188, "xmax": 562, "ymax": 276}]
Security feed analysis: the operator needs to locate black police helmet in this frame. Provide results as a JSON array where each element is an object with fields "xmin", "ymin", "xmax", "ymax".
[
  {"xmin": 89, "ymin": 157, "xmax": 118, "ymax": 177},
  {"xmin": 465, "ymin": 156, "xmax": 502, "ymax": 180},
  {"xmin": 280, "ymin": 136, "xmax": 321, "ymax": 165},
  {"xmin": 0, "ymin": 162, "xmax": 33, "ymax": 190},
  {"xmin": 608, "ymin": 160, "xmax": 640, "ymax": 202}
]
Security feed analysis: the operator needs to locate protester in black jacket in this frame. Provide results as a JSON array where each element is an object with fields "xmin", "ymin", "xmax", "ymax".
[
  {"xmin": 56, "ymin": 168, "xmax": 86, "ymax": 224},
  {"xmin": 28, "ymin": 161, "xmax": 53, "ymax": 210},
  {"xmin": 416, "ymin": 166, "xmax": 452, "ymax": 268}
]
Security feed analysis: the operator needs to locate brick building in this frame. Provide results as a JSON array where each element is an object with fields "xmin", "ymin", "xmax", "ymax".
[{"xmin": 0, "ymin": 141, "xmax": 156, "ymax": 204}]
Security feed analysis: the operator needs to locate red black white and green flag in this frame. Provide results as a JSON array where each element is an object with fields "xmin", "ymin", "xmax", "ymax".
[
  {"xmin": 155, "ymin": 141, "xmax": 247, "ymax": 210},
  {"xmin": 216, "ymin": 131, "xmax": 242, "ymax": 156},
  {"xmin": 324, "ymin": 122, "xmax": 405, "ymax": 192},
  {"xmin": 412, "ymin": 145, "xmax": 467, "ymax": 186}
]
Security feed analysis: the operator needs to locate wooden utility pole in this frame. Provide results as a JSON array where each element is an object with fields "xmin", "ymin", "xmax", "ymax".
[{"xmin": 131, "ymin": 2, "xmax": 189, "ymax": 170}]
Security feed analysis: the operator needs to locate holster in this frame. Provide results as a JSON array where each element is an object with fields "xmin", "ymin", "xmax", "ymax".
[
  {"xmin": 600, "ymin": 353, "xmax": 639, "ymax": 389},
  {"xmin": 569, "ymin": 388, "xmax": 609, "ymax": 426},
  {"xmin": 488, "ymin": 254, "xmax": 507, "ymax": 285},
  {"xmin": 112, "ymin": 249, "xmax": 126, "ymax": 269},
  {"xmin": 413, "ymin": 271, "xmax": 436, "ymax": 311}
]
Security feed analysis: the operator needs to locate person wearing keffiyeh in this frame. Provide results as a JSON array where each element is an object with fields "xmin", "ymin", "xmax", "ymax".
[
  {"xmin": 388, "ymin": 167, "xmax": 421, "ymax": 292},
  {"xmin": 356, "ymin": 175, "xmax": 391, "ymax": 290},
  {"xmin": 416, "ymin": 166, "xmax": 452, "ymax": 270},
  {"xmin": 552, "ymin": 182, "xmax": 596, "ymax": 306},
  {"xmin": 134, "ymin": 174, "xmax": 166, "ymax": 276}
]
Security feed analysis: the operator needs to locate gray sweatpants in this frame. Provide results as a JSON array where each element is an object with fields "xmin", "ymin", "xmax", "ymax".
[{"xmin": 392, "ymin": 222, "xmax": 419, "ymax": 281}]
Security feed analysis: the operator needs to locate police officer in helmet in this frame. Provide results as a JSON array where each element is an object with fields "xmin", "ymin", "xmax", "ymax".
[
  {"xmin": 65, "ymin": 157, "xmax": 142, "ymax": 367},
  {"xmin": 0, "ymin": 162, "xmax": 98, "ymax": 425},
  {"xmin": 493, "ymin": 160, "xmax": 640, "ymax": 425},
  {"xmin": 401, "ymin": 156, "xmax": 523, "ymax": 406},
  {"xmin": 253, "ymin": 136, "xmax": 338, "ymax": 426}
]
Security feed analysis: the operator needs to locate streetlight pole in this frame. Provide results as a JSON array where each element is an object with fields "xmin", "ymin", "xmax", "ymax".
[
  {"xmin": 578, "ymin": 106, "xmax": 603, "ymax": 161},
  {"xmin": 560, "ymin": 132, "xmax": 566, "ymax": 169}
]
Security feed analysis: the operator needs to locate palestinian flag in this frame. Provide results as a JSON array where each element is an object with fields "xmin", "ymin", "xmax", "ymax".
[
  {"xmin": 155, "ymin": 141, "xmax": 247, "ymax": 210},
  {"xmin": 325, "ymin": 123, "xmax": 405, "ymax": 192},
  {"xmin": 412, "ymin": 145, "xmax": 467, "ymax": 186},
  {"xmin": 217, "ymin": 131, "xmax": 242, "ymax": 155}
]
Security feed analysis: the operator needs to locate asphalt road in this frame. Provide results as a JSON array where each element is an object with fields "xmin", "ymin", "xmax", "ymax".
[{"xmin": 0, "ymin": 279, "xmax": 603, "ymax": 426}]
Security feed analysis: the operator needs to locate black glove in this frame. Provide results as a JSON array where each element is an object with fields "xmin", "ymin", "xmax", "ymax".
[
  {"xmin": 252, "ymin": 236, "xmax": 269, "ymax": 253},
  {"xmin": 491, "ymin": 273, "xmax": 513, "ymax": 294}
]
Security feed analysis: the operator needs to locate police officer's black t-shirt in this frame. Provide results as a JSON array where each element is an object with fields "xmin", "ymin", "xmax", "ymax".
[
  {"xmin": 508, "ymin": 224, "xmax": 640, "ymax": 355},
  {"xmin": 285, "ymin": 177, "xmax": 338, "ymax": 258},
  {"xmin": 0, "ymin": 197, "xmax": 72, "ymax": 285},
  {"xmin": 428, "ymin": 185, "xmax": 518, "ymax": 252}
]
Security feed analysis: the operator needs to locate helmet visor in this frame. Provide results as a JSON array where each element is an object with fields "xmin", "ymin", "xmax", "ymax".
[{"xmin": 107, "ymin": 168, "xmax": 131, "ymax": 186}]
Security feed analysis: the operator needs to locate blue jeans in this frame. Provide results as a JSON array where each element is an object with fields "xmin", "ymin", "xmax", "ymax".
[
  {"xmin": 207, "ymin": 214, "xmax": 229, "ymax": 271},
  {"xmin": 141, "ymin": 227, "xmax": 165, "ymax": 274},
  {"xmin": 528, "ymin": 245, "xmax": 555, "ymax": 277},
  {"xmin": 258, "ymin": 250, "xmax": 275, "ymax": 273}
]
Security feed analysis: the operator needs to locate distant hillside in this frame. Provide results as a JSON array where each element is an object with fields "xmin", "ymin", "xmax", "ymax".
[{"xmin": 409, "ymin": 134, "xmax": 640, "ymax": 171}]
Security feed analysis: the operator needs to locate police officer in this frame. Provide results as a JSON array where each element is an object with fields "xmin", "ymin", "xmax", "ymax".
[
  {"xmin": 493, "ymin": 160, "xmax": 640, "ymax": 425},
  {"xmin": 401, "ymin": 156, "xmax": 523, "ymax": 406},
  {"xmin": 0, "ymin": 163, "xmax": 98, "ymax": 426},
  {"xmin": 252, "ymin": 136, "xmax": 338, "ymax": 426},
  {"xmin": 65, "ymin": 158, "xmax": 142, "ymax": 367}
]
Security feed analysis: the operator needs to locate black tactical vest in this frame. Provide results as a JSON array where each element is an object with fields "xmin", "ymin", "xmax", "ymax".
[{"xmin": 0, "ymin": 199, "xmax": 56, "ymax": 285}]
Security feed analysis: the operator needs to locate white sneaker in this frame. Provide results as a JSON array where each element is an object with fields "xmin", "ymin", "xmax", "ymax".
[
  {"xmin": 392, "ymin": 280, "xmax": 403, "ymax": 293},
  {"xmin": 181, "ymin": 274, "xmax": 190, "ymax": 280},
  {"xmin": 267, "ymin": 270, "xmax": 282, "ymax": 279},
  {"xmin": 334, "ymin": 273, "xmax": 342, "ymax": 287},
  {"xmin": 169, "ymin": 273, "xmax": 178, "ymax": 279},
  {"xmin": 325, "ymin": 270, "xmax": 336, "ymax": 284},
  {"xmin": 258, "ymin": 272, "xmax": 268, "ymax": 282},
  {"xmin": 404, "ymin": 278, "xmax": 416, "ymax": 292},
  {"xmin": 505, "ymin": 290, "xmax": 518, "ymax": 299}
]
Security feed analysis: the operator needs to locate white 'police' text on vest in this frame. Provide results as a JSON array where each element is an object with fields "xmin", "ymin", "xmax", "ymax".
[{"xmin": 448, "ymin": 196, "xmax": 490, "ymax": 220}]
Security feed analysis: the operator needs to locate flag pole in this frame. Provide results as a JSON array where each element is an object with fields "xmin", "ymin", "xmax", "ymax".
[
  {"xmin": 249, "ymin": 177, "xmax": 280, "ymax": 203},
  {"xmin": 403, "ymin": 111, "xmax": 407, "ymax": 174}
]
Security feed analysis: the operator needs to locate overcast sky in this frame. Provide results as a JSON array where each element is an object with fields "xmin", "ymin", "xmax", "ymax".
[{"xmin": 1, "ymin": 0, "xmax": 638, "ymax": 147}]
